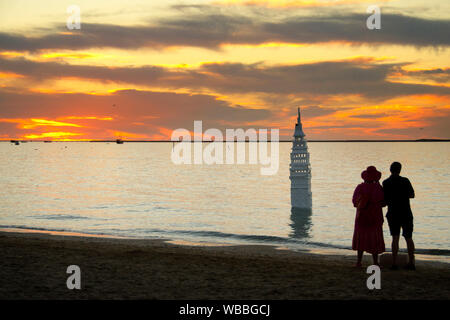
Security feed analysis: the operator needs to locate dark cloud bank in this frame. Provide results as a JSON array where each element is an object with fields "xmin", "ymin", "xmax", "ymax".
[
  {"xmin": 1, "ymin": 56, "xmax": 449, "ymax": 100},
  {"xmin": 1, "ymin": 12, "xmax": 449, "ymax": 52}
]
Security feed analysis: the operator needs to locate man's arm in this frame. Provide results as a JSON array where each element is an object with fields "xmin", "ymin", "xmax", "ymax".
[
  {"xmin": 406, "ymin": 178, "xmax": 415, "ymax": 199},
  {"xmin": 382, "ymin": 180, "xmax": 391, "ymax": 205}
]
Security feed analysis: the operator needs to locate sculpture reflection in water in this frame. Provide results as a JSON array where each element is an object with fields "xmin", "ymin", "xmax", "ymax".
[{"xmin": 290, "ymin": 207, "xmax": 312, "ymax": 239}]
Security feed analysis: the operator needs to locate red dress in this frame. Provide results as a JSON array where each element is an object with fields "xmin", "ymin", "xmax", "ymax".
[{"xmin": 352, "ymin": 182, "xmax": 386, "ymax": 254}]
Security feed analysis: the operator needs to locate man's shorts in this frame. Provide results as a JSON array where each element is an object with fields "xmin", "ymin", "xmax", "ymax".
[{"xmin": 387, "ymin": 217, "xmax": 413, "ymax": 238}]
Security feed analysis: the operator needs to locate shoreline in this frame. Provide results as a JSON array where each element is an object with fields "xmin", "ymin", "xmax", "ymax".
[
  {"xmin": 1, "ymin": 226, "xmax": 448, "ymax": 264},
  {"xmin": 1, "ymin": 230, "xmax": 449, "ymax": 299}
]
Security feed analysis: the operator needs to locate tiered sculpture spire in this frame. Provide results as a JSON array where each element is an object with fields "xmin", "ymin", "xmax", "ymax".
[{"xmin": 289, "ymin": 107, "xmax": 312, "ymax": 208}]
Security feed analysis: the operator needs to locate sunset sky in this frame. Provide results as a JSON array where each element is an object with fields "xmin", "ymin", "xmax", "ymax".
[{"xmin": 0, "ymin": 0, "xmax": 449, "ymax": 140}]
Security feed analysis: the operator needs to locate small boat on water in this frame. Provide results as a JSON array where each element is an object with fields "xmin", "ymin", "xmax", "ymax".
[
  {"xmin": 44, "ymin": 140, "xmax": 52, "ymax": 143},
  {"xmin": 116, "ymin": 139, "xmax": 124, "ymax": 144}
]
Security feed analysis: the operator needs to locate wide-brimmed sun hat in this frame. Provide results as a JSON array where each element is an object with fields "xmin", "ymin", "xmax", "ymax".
[{"xmin": 361, "ymin": 165, "xmax": 382, "ymax": 182}]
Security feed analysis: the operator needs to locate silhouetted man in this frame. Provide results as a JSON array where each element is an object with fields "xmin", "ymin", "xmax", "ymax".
[{"xmin": 383, "ymin": 162, "xmax": 416, "ymax": 270}]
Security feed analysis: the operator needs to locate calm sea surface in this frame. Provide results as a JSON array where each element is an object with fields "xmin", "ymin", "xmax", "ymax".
[{"xmin": 0, "ymin": 142, "xmax": 449, "ymax": 257}]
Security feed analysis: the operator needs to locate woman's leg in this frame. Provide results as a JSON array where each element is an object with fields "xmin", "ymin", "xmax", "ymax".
[
  {"xmin": 356, "ymin": 250, "xmax": 363, "ymax": 266},
  {"xmin": 372, "ymin": 253, "xmax": 379, "ymax": 265}
]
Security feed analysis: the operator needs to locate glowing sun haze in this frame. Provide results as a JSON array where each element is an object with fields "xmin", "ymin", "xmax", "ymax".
[{"xmin": 0, "ymin": 0, "xmax": 449, "ymax": 140}]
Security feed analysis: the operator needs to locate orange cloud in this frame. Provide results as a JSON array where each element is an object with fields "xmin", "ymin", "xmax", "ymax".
[
  {"xmin": 295, "ymin": 101, "xmax": 450, "ymax": 140},
  {"xmin": 63, "ymin": 116, "xmax": 114, "ymax": 121},
  {"xmin": 221, "ymin": 42, "xmax": 308, "ymax": 49},
  {"xmin": 23, "ymin": 132, "xmax": 82, "ymax": 140},
  {"xmin": 0, "ymin": 51, "xmax": 24, "ymax": 58},
  {"xmin": 0, "ymin": 71, "xmax": 25, "ymax": 79},
  {"xmin": 0, "ymin": 118, "xmax": 83, "ymax": 129},
  {"xmin": 39, "ymin": 52, "xmax": 98, "ymax": 60},
  {"xmin": 110, "ymin": 130, "xmax": 152, "ymax": 140}
]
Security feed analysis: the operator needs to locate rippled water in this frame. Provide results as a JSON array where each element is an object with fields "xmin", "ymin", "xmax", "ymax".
[{"xmin": 0, "ymin": 141, "xmax": 448, "ymax": 256}]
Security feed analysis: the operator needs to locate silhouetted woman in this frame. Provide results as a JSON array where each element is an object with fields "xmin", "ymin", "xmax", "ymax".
[{"xmin": 352, "ymin": 166, "xmax": 386, "ymax": 267}]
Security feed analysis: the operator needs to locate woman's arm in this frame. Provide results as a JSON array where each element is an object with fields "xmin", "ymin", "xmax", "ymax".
[
  {"xmin": 352, "ymin": 184, "xmax": 361, "ymax": 208},
  {"xmin": 353, "ymin": 184, "xmax": 369, "ymax": 209}
]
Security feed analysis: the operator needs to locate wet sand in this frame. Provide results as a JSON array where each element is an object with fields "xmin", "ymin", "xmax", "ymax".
[{"xmin": 0, "ymin": 231, "xmax": 449, "ymax": 300}]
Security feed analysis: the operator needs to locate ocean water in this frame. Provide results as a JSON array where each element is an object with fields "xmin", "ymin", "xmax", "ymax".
[{"xmin": 0, "ymin": 141, "xmax": 449, "ymax": 257}]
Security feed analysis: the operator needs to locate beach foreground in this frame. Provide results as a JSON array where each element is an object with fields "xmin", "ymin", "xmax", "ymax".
[{"xmin": 0, "ymin": 231, "xmax": 449, "ymax": 300}]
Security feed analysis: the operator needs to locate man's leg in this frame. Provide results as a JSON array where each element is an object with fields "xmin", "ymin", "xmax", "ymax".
[
  {"xmin": 405, "ymin": 237, "xmax": 415, "ymax": 267},
  {"xmin": 387, "ymin": 217, "xmax": 400, "ymax": 269},
  {"xmin": 403, "ymin": 219, "xmax": 415, "ymax": 269},
  {"xmin": 391, "ymin": 236, "xmax": 400, "ymax": 266}
]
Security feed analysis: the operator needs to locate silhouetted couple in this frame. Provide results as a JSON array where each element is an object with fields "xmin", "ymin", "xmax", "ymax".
[{"xmin": 352, "ymin": 162, "xmax": 416, "ymax": 270}]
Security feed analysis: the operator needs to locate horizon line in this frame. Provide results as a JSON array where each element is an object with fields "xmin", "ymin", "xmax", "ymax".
[{"xmin": 2, "ymin": 139, "xmax": 449, "ymax": 143}]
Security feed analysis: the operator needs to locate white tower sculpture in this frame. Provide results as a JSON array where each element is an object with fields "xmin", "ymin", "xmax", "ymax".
[{"xmin": 290, "ymin": 107, "xmax": 312, "ymax": 209}]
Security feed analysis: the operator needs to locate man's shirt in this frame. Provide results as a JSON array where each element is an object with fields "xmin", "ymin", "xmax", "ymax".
[{"xmin": 382, "ymin": 175, "xmax": 415, "ymax": 220}]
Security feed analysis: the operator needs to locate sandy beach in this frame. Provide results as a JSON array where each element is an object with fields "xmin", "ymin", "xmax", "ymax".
[{"xmin": 0, "ymin": 230, "xmax": 449, "ymax": 300}]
